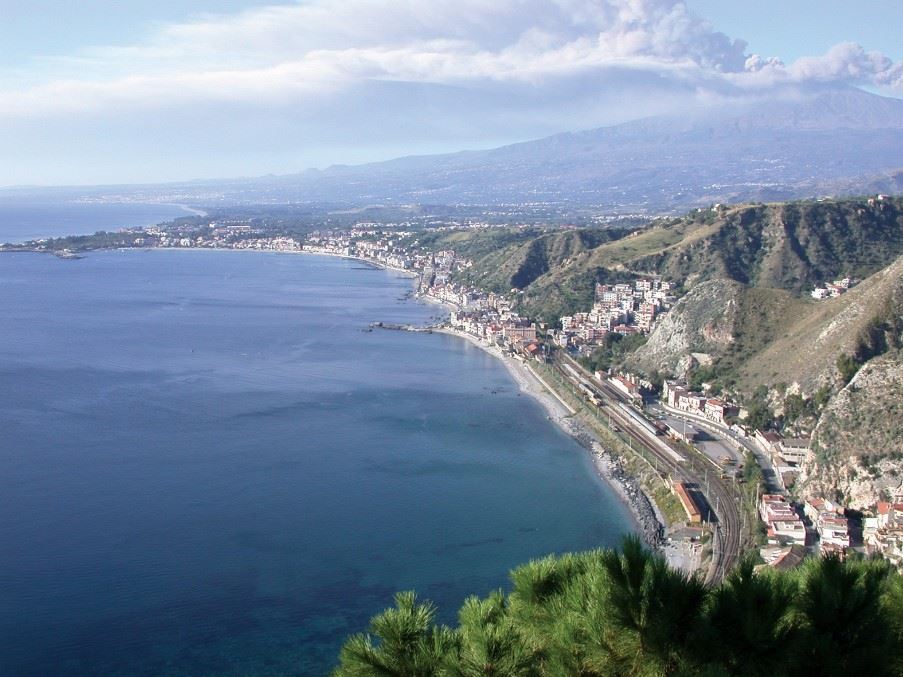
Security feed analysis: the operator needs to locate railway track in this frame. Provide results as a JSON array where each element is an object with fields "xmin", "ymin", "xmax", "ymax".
[{"xmin": 553, "ymin": 354, "xmax": 744, "ymax": 585}]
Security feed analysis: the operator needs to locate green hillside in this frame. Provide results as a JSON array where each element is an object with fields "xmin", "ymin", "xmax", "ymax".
[
  {"xmin": 433, "ymin": 197, "xmax": 903, "ymax": 323},
  {"xmin": 636, "ymin": 197, "xmax": 903, "ymax": 291}
]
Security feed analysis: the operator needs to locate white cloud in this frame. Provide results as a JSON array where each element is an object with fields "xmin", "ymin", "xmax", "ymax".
[
  {"xmin": 1, "ymin": 1, "xmax": 901, "ymax": 184},
  {"xmin": 4, "ymin": 0, "xmax": 901, "ymax": 119},
  {"xmin": 787, "ymin": 42, "xmax": 903, "ymax": 89},
  {"xmin": 0, "ymin": 0, "xmax": 749, "ymax": 115}
]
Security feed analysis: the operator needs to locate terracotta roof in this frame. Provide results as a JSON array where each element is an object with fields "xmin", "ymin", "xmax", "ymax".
[{"xmin": 773, "ymin": 545, "xmax": 807, "ymax": 571}]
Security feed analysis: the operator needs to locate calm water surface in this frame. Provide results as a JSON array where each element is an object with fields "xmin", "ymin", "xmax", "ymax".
[
  {"xmin": 0, "ymin": 200, "xmax": 191, "ymax": 243},
  {"xmin": 0, "ymin": 244, "xmax": 635, "ymax": 674}
]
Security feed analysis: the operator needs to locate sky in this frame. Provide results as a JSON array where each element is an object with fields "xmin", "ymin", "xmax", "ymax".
[{"xmin": 1, "ymin": 0, "xmax": 901, "ymax": 187}]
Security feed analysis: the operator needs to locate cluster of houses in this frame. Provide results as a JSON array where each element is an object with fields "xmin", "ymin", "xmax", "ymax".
[
  {"xmin": 758, "ymin": 495, "xmax": 853, "ymax": 569},
  {"xmin": 552, "ymin": 279, "xmax": 675, "ymax": 349},
  {"xmin": 302, "ymin": 229, "xmax": 551, "ymax": 356},
  {"xmin": 448, "ymin": 307, "xmax": 542, "ymax": 354},
  {"xmin": 803, "ymin": 497, "xmax": 850, "ymax": 556},
  {"xmin": 304, "ymin": 230, "xmax": 480, "ymax": 284},
  {"xmin": 661, "ymin": 380, "xmax": 739, "ymax": 426},
  {"xmin": 789, "ymin": 484, "xmax": 903, "ymax": 567},
  {"xmin": 810, "ymin": 276, "xmax": 856, "ymax": 299},
  {"xmin": 441, "ymin": 284, "xmax": 545, "ymax": 356},
  {"xmin": 864, "ymin": 488, "xmax": 903, "ymax": 567},
  {"xmin": 144, "ymin": 223, "xmax": 307, "ymax": 252},
  {"xmin": 753, "ymin": 430, "xmax": 811, "ymax": 490},
  {"xmin": 305, "ymin": 230, "xmax": 415, "ymax": 271}
]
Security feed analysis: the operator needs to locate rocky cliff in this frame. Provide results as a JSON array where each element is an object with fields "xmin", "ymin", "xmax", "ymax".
[
  {"xmin": 624, "ymin": 279, "xmax": 743, "ymax": 377},
  {"xmin": 801, "ymin": 352, "xmax": 903, "ymax": 507}
]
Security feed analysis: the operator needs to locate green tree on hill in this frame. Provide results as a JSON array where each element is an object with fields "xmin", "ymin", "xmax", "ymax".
[{"xmin": 333, "ymin": 538, "xmax": 903, "ymax": 676}]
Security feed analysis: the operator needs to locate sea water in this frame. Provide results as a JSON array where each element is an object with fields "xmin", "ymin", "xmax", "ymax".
[
  {"xmin": 0, "ymin": 199, "xmax": 191, "ymax": 243},
  {"xmin": 0, "ymin": 238, "xmax": 634, "ymax": 674}
]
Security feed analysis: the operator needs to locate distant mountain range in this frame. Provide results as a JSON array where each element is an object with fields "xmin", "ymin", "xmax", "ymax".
[
  {"xmin": 269, "ymin": 86, "xmax": 903, "ymax": 213},
  {"xmin": 4, "ymin": 86, "xmax": 902, "ymax": 214}
]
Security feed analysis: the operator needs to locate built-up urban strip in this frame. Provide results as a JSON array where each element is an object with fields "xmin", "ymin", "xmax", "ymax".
[
  {"xmin": 36, "ymin": 217, "xmax": 900, "ymax": 571},
  {"xmin": 303, "ymin": 227, "xmax": 903, "ymax": 570},
  {"xmin": 304, "ymin": 231, "xmax": 903, "ymax": 568}
]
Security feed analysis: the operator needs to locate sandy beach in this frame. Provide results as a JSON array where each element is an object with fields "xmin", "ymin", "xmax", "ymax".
[{"xmin": 434, "ymin": 327, "xmax": 664, "ymax": 547}]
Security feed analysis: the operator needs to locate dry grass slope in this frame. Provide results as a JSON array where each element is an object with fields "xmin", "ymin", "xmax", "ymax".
[{"xmin": 741, "ymin": 255, "xmax": 903, "ymax": 392}]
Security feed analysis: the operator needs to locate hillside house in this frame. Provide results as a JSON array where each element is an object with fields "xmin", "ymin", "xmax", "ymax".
[
  {"xmin": 778, "ymin": 438, "xmax": 810, "ymax": 465},
  {"xmin": 760, "ymin": 494, "xmax": 806, "ymax": 546}
]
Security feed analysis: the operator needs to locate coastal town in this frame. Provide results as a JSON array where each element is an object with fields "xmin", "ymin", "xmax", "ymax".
[
  {"xmin": 7, "ymin": 3, "xmax": 903, "ymax": 671},
  {"xmin": 8, "ymin": 217, "xmax": 902, "ymax": 575},
  {"xmin": 298, "ymin": 225, "xmax": 903, "ymax": 573}
]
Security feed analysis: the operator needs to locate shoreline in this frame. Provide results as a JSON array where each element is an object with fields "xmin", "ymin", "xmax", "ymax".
[
  {"xmin": 9, "ymin": 243, "xmax": 664, "ymax": 546},
  {"xmin": 433, "ymin": 327, "xmax": 664, "ymax": 548},
  {"xmin": 1, "ymin": 245, "xmax": 417, "ymax": 281}
]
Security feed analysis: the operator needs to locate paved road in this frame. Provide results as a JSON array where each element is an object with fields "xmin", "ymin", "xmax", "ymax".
[
  {"xmin": 555, "ymin": 355, "xmax": 744, "ymax": 585},
  {"xmin": 655, "ymin": 402, "xmax": 784, "ymax": 495}
]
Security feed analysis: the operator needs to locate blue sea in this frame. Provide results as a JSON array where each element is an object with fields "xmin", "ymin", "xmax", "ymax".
[
  {"xmin": 0, "ymin": 206, "xmax": 634, "ymax": 675},
  {"xmin": 0, "ymin": 199, "xmax": 192, "ymax": 243}
]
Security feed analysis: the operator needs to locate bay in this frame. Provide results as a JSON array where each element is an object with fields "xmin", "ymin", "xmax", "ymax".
[
  {"xmin": 0, "ymin": 242, "xmax": 634, "ymax": 674},
  {"xmin": 0, "ymin": 199, "xmax": 192, "ymax": 243}
]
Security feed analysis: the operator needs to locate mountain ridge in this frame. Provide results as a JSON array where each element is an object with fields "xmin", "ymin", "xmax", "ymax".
[{"xmin": 3, "ymin": 87, "xmax": 901, "ymax": 212}]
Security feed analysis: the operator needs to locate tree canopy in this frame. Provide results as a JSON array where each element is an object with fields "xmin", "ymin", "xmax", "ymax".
[{"xmin": 334, "ymin": 536, "xmax": 903, "ymax": 676}]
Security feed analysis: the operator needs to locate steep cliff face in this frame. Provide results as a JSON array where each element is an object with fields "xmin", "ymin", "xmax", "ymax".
[
  {"xmin": 800, "ymin": 352, "xmax": 903, "ymax": 508},
  {"xmin": 625, "ymin": 279, "xmax": 743, "ymax": 376}
]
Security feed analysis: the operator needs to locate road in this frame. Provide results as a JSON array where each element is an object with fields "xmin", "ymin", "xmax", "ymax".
[
  {"xmin": 652, "ymin": 402, "xmax": 784, "ymax": 495},
  {"xmin": 553, "ymin": 354, "xmax": 745, "ymax": 585}
]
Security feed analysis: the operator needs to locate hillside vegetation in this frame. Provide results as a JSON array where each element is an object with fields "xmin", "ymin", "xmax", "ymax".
[
  {"xmin": 626, "ymin": 252, "xmax": 903, "ymax": 395},
  {"xmin": 334, "ymin": 538, "xmax": 903, "ymax": 676},
  {"xmin": 433, "ymin": 196, "xmax": 903, "ymax": 506},
  {"xmin": 636, "ymin": 198, "xmax": 903, "ymax": 292},
  {"xmin": 801, "ymin": 351, "xmax": 903, "ymax": 508},
  {"xmin": 438, "ymin": 196, "xmax": 903, "ymax": 324}
]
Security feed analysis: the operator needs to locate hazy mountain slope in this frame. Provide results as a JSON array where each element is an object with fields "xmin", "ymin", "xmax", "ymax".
[
  {"xmin": 4, "ymin": 88, "xmax": 899, "ymax": 213},
  {"xmin": 269, "ymin": 87, "xmax": 903, "ymax": 210}
]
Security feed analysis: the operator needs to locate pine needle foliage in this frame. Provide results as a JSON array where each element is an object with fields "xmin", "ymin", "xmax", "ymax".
[{"xmin": 334, "ymin": 539, "xmax": 903, "ymax": 677}]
